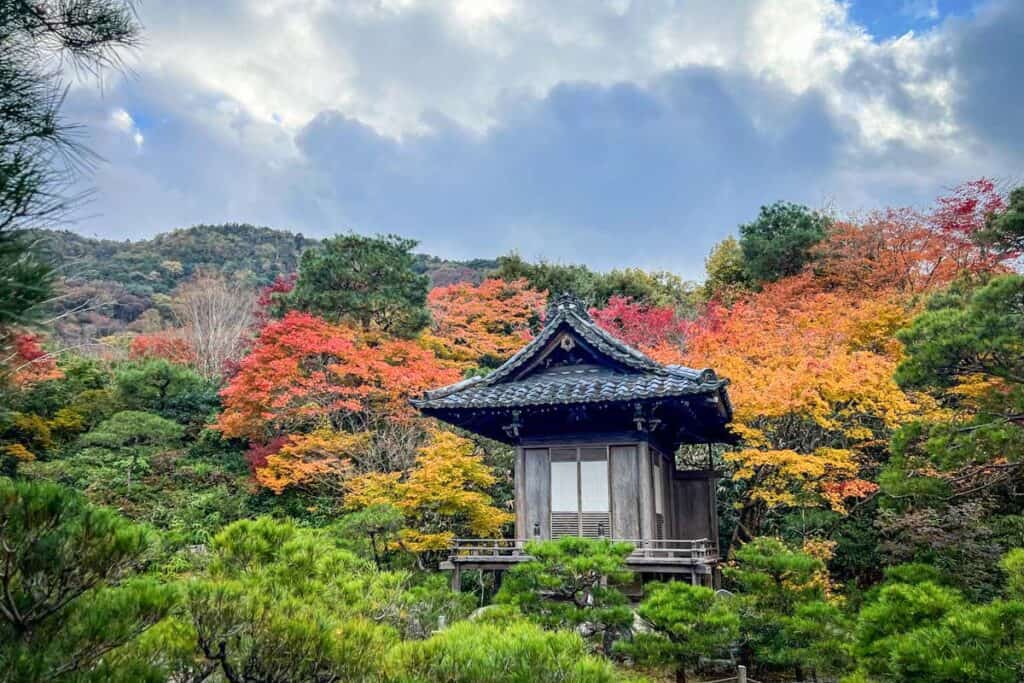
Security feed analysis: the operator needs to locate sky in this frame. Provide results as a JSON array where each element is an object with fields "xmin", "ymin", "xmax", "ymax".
[{"xmin": 66, "ymin": 0, "xmax": 1022, "ymax": 278}]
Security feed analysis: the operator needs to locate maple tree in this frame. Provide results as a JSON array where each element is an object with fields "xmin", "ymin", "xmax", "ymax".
[
  {"xmin": 3, "ymin": 333, "xmax": 61, "ymax": 387},
  {"xmin": 683, "ymin": 282, "xmax": 928, "ymax": 546},
  {"xmin": 678, "ymin": 182, "xmax": 1016, "ymax": 549},
  {"xmin": 129, "ymin": 331, "xmax": 196, "ymax": 365},
  {"xmin": 590, "ymin": 296, "xmax": 689, "ymax": 363},
  {"xmin": 425, "ymin": 278, "xmax": 546, "ymax": 367},
  {"xmin": 215, "ymin": 312, "xmax": 458, "ymax": 493},
  {"xmin": 344, "ymin": 430, "xmax": 512, "ymax": 554},
  {"xmin": 254, "ymin": 272, "xmax": 297, "ymax": 326},
  {"xmin": 216, "ymin": 311, "xmax": 458, "ymax": 442},
  {"xmin": 811, "ymin": 203, "xmax": 1007, "ymax": 297},
  {"xmin": 255, "ymin": 427, "xmax": 366, "ymax": 495}
]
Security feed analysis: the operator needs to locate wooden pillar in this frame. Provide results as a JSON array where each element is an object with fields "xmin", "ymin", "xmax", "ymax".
[
  {"xmin": 637, "ymin": 441, "xmax": 656, "ymax": 542},
  {"xmin": 514, "ymin": 446, "xmax": 525, "ymax": 545},
  {"xmin": 451, "ymin": 564, "xmax": 462, "ymax": 592}
]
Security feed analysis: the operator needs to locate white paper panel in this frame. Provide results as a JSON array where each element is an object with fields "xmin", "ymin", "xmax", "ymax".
[
  {"xmin": 580, "ymin": 459, "xmax": 609, "ymax": 512},
  {"xmin": 550, "ymin": 460, "xmax": 578, "ymax": 512}
]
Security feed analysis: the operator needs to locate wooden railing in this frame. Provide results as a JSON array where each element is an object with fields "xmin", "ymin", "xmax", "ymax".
[{"xmin": 449, "ymin": 537, "xmax": 717, "ymax": 563}]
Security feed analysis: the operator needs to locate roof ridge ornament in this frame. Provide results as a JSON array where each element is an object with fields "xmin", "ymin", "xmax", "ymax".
[{"xmin": 545, "ymin": 292, "xmax": 592, "ymax": 323}]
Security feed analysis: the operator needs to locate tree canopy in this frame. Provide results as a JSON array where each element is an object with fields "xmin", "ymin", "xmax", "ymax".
[
  {"xmin": 739, "ymin": 201, "xmax": 832, "ymax": 285},
  {"xmin": 287, "ymin": 234, "xmax": 432, "ymax": 337}
]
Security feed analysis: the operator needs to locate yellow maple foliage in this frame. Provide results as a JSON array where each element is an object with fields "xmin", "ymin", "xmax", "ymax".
[
  {"xmin": 2, "ymin": 443, "xmax": 35, "ymax": 463},
  {"xmin": 345, "ymin": 430, "xmax": 513, "ymax": 552},
  {"xmin": 257, "ymin": 428, "xmax": 368, "ymax": 494},
  {"xmin": 684, "ymin": 286, "xmax": 933, "ymax": 539}
]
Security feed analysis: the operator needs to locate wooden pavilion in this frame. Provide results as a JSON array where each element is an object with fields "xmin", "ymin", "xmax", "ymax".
[{"xmin": 412, "ymin": 293, "xmax": 736, "ymax": 589}]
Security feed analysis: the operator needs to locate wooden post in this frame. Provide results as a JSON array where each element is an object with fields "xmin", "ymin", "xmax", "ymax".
[
  {"xmin": 514, "ymin": 446, "xmax": 525, "ymax": 545},
  {"xmin": 737, "ymin": 665, "xmax": 747, "ymax": 683},
  {"xmin": 451, "ymin": 564, "xmax": 461, "ymax": 592},
  {"xmin": 638, "ymin": 441, "xmax": 656, "ymax": 545}
]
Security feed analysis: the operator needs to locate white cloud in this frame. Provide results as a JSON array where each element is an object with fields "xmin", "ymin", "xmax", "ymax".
[
  {"xmin": 60, "ymin": 0, "xmax": 1024, "ymax": 271},
  {"xmin": 115, "ymin": 0, "xmax": 945, "ymax": 144},
  {"xmin": 109, "ymin": 107, "xmax": 144, "ymax": 149}
]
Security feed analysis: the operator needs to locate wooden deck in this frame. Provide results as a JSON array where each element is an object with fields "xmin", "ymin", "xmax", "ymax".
[{"xmin": 441, "ymin": 537, "xmax": 719, "ymax": 589}]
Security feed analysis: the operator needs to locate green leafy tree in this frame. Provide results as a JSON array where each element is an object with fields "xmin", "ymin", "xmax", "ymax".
[
  {"xmin": 880, "ymin": 275, "xmax": 1024, "ymax": 596},
  {"xmin": 185, "ymin": 518, "xmax": 396, "ymax": 681},
  {"xmin": 389, "ymin": 618, "xmax": 634, "ymax": 683},
  {"xmin": 496, "ymin": 252, "xmax": 696, "ymax": 309},
  {"xmin": 895, "ymin": 274, "xmax": 1024, "ymax": 391},
  {"xmin": 113, "ymin": 359, "xmax": 219, "ymax": 431},
  {"xmin": 496, "ymin": 253, "xmax": 596, "ymax": 303},
  {"xmin": 724, "ymin": 537, "xmax": 830, "ymax": 677},
  {"xmin": 180, "ymin": 517, "xmax": 474, "ymax": 680},
  {"xmin": 335, "ymin": 503, "xmax": 406, "ymax": 569},
  {"xmin": 615, "ymin": 582, "xmax": 739, "ymax": 683},
  {"xmin": 879, "ymin": 600, "xmax": 1024, "ymax": 683},
  {"xmin": 186, "ymin": 583, "xmax": 393, "ymax": 683},
  {"xmin": 975, "ymin": 186, "xmax": 1024, "ymax": 256},
  {"xmin": 287, "ymin": 233, "xmax": 431, "ymax": 336},
  {"xmin": 739, "ymin": 201, "xmax": 831, "ymax": 285},
  {"xmin": 592, "ymin": 268, "xmax": 698, "ymax": 310},
  {"xmin": 1, "ymin": 0, "xmax": 139, "ymax": 335},
  {"xmin": 779, "ymin": 599, "xmax": 853, "ymax": 678},
  {"xmin": 78, "ymin": 410, "xmax": 184, "ymax": 488},
  {"xmin": 1003, "ymin": 548, "xmax": 1024, "ymax": 600},
  {"xmin": 495, "ymin": 537, "xmax": 634, "ymax": 648},
  {"xmin": 853, "ymin": 579, "xmax": 965, "ymax": 677},
  {"xmin": 850, "ymin": 564, "xmax": 1024, "ymax": 683},
  {"xmin": 0, "ymin": 478, "xmax": 173, "ymax": 682},
  {"xmin": 702, "ymin": 236, "xmax": 749, "ymax": 303}
]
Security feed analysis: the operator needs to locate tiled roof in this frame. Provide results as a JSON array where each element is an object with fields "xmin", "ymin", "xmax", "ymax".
[
  {"xmin": 412, "ymin": 293, "xmax": 729, "ymax": 412},
  {"xmin": 413, "ymin": 364, "xmax": 725, "ymax": 409}
]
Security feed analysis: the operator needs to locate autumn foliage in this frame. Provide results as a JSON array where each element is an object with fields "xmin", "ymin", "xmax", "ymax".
[
  {"xmin": 683, "ymin": 288, "xmax": 917, "ymax": 526},
  {"xmin": 216, "ymin": 311, "xmax": 458, "ymax": 441},
  {"xmin": 590, "ymin": 295, "xmax": 689, "ymax": 363},
  {"xmin": 4, "ymin": 333, "xmax": 62, "ymax": 386},
  {"xmin": 345, "ymin": 430, "xmax": 512, "ymax": 552},
  {"xmin": 425, "ymin": 278, "xmax": 546, "ymax": 367},
  {"xmin": 256, "ymin": 428, "xmax": 366, "ymax": 494},
  {"xmin": 129, "ymin": 331, "xmax": 196, "ymax": 365},
  {"xmin": 680, "ymin": 181, "xmax": 1014, "ymax": 545},
  {"xmin": 215, "ymin": 311, "xmax": 459, "ymax": 492}
]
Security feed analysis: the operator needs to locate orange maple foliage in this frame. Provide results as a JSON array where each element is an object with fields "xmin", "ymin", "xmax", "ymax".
[
  {"xmin": 811, "ymin": 211, "xmax": 1006, "ymax": 297},
  {"xmin": 256, "ymin": 427, "xmax": 368, "ymax": 494},
  {"xmin": 684, "ymin": 286, "xmax": 924, "ymax": 522},
  {"xmin": 678, "ymin": 186, "xmax": 1014, "ymax": 537},
  {"xmin": 129, "ymin": 331, "xmax": 196, "ymax": 365},
  {"xmin": 215, "ymin": 312, "xmax": 459, "ymax": 493},
  {"xmin": 5, "ymin": 334, "xmax": 62, "ymax": 386},
  {"xmin": 345, "ymin": 430, "xmax": 512, "ymax": 552},
  {"xmin": 424, "ymin": 278, "xmax": 546, "ymax": 367},
  {"xmin": 216, "ymin": 311, "xmax": 460, "ymax": 443}
]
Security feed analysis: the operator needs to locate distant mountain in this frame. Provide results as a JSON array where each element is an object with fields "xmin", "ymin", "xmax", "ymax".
[
  {"xmin": 39, "ymin": 224, "xmax": 318, "ymax": 297},
  {"xmin": 35, "ymin": 224, "xmax": 496, "ymax": 345}
]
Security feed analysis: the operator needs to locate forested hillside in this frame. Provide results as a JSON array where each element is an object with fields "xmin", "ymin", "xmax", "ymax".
[{"xmin": 35, "ymin": 225, "xmax": 497, "ymax": 347}]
